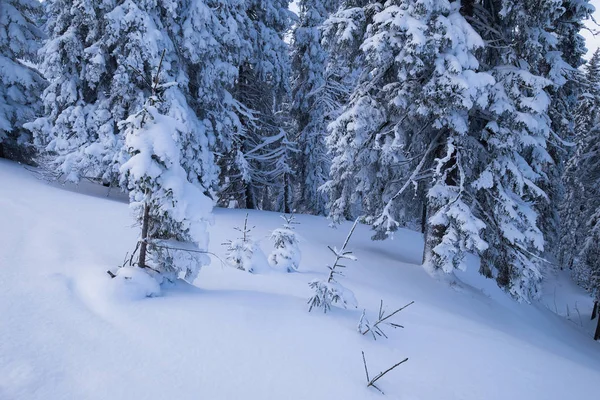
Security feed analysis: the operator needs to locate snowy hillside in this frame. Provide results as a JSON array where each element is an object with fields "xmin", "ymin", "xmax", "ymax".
[{"xmin": 1, "ymin": 159, "xmax": 599, "ymax": 400}]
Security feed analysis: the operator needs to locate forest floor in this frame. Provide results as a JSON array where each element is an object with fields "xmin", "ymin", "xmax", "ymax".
[{"xmin": 1, "ymin": 159, "xmax": 599, "ymax": 400}]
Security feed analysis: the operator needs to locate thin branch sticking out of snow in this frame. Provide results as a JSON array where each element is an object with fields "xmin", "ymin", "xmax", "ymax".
[
  {"xmin": 362, "ymin": 351, "xmax": 408, "ymax": 395},
  {"xmin": 359, "ymin": 300, "xmax": 415, "ymax": 340}
]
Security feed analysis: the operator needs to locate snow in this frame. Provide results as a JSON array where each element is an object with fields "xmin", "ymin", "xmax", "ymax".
[{"xmin": 1, "ymin": 159, "xmax": 599, "ymax": 400}]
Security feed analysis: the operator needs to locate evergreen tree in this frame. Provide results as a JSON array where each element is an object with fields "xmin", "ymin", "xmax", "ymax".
[
  {"xmin": 322, "ymin": 0, "xmax": 591, "ymax": 300},
  {"xmin": 560, "ymin": 49, "xmax": 600, "ymax": 273},
  {"xmin": 177, "ymin": 0, "xmax": 250, "ymax": 193},
  {"xmin": 218, "ymin": 0, "xmax": 295, "ymax": 211},
  {"xmin": 28, "ymin": 0, "xmax": 236, "ymax": 191},
  {"xmin": 290, "ymin": 0, "xmax": 341, "ymax": 214},
  {"xmin": 324, "ymin": 0, "xmax": 492, "ymax": 274},
  {"xmin": 28, "ymin": 0, "xmax": 143, "ymax": 184},
  {"xmin": 540, "ymin": 0, "xmax": 594, "ymax": 261},
  {"xmin": 118, "ymin": 55, "xmax": 213, "ymax": 283},
  {"xmin": 0, "ymin": 0, "xmax": 45, "ymax": 162},
  {"xmin": 268, "ymin": 213, "xmax": 301, "ymax": 272}
]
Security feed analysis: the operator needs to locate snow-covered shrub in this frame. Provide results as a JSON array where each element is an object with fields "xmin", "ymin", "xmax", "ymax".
[
  {"xmin": 308, "ymin": 220, "xmax": 358, "ymax": 313},
  {"xmin": 223, "ymin": 214, "xmax": 266, "ymax": 273},
  {"xmin": 268, "ymin": 213, "xmax": 301, "ymax": 272}
]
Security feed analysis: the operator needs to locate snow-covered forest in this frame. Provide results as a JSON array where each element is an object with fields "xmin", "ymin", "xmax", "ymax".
[{"xmin": 2, "ymin": 0, "xmax": 600, "ymax": 398}]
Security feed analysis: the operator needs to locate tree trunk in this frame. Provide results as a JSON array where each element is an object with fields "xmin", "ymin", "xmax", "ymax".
[
  {"xmin": 594, "ymin": 312, "xmax": 600, "ymax": 341},
  {"xmin": 245, "ymin": 184, "xmax": 255, "ymax": 209},
  {"xmin": 420, "ymin": 203, "xmax": 427, "ymax": 234},
  {"xmin": 458, "ymin": 0, "xmax": 474, "ymax": 17},
  {"xmin": 138, "ymin": 202, "xmax": 151, "ymax": 268},
  {"xmin": 283, "ymin": 173, "xmax": 291, "ymax": 214},
  {"xmin": 592, "ymin": 301, "xmax": 598, "ymax": 320}
]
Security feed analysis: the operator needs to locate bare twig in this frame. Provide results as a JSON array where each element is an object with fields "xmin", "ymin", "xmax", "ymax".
[
  {"xmin": 362, "ymin": 351, "xmax": 408, "ymax": 395},
  {"xmin": 362, "ymin": 351, "xmax": 370, "ymax": 382},
  {"xmin": 360, "ymin": 301, "xmax": 415, "ymax": 339}
]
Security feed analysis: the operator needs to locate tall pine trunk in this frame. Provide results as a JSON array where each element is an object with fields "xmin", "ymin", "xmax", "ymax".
[{"xmin": 138, "ymin": 202, "xmax": 151, "ymax": 268}]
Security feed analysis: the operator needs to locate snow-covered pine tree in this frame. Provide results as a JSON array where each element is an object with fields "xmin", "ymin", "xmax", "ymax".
[
  {"xmin": 176, "ymin": 0, "xmax": 249, "ymax": 194},
  {"xmin": 222, "ymin": 213, "xmax": 268, "ymax": 273},
  {"xmin": 219, "ymin": 0, "xmax": 295, "ymax": 212},
  {"xmin": 27, "ymin": 0, "xmax": 120, "ymax": 183},
  {"xmin": 290, "ymin": 0, "xmax": 341, "ymax": 214},
  {"xmin": 452, "ymin": 0, "xmax": 593, "ymax": 299},
  {"xmin": 449, "ymin": 0, "xmax": 558, "ymax": 299},
  {"xmin": 539, "ymin": 0, "xmax": 594, "ymax": 262},
  {"xmin": 29, "ymin": 0, "xmax": 230, "ymax": 190},
  {"xmin": 0, "ymin": 0, "xmax": 44, "ymax": 162},
  {"xmin": 118, "ymin": 52, "xmax": 213, "ymax": 284},
  {"xmin": 324, "ymin": 0, "xmax": 492, "ymax": 274},
  {"xmin": 560, "ymin": 49, "xmax": 600, "ymax": 273},
  {"xmin": 268, "ymin": 213, "xmax": 301, "ymax": 272},
  {"xmin": 319, "ymin": 0, "xmax": 372, "ymax": 223}
]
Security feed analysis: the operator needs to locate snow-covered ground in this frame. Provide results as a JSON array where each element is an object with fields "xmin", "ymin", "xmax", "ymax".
[{"xmin": 1, "ymin": 159, "xmax": 599, "ymax": 400}]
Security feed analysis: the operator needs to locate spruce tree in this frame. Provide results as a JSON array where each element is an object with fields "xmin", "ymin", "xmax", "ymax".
[
  {"xmin": 324, "ymin": 0, "xmax": 492, "ymax": 274},
  {"xmin": 560, "ymin": 49, "xmax": 600, "ymax": 273},
  {"xmin": 0, "ymin": 0, "xmax": 45, "ymax": 162},
  {"xmin": 290, "ymin": 0, "xmax": 340, "ymax": 214},
  {"xmin": 118, "ymin": 53, "xmax": 213, "ymax": 283},
  {"xmin": 28, "ymin": 0, "xmax": 141, "ymax": 184},
  {"xmin": 219, "ymin": 0, "xmax": 295, "ymax": 211}
]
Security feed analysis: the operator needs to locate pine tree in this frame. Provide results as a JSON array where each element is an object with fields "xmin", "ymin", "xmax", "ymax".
[
  {"xmin": 324, "ymin": 0, "xmax": 492, "ymax": 274},
  {"xmin": 455, "ymin": 0, "xmax": 570, "ymax": 299},
  {"xmin": 321, "ymin": 0, "xmax": 589, "ymax": 300},
  {"xmin": 118, "ymin": 53, "xmax": 213, "ymax": 284},
  {"xmin": 218, "ymin": 0, "xmax": 295, "ymax": 211},
  {"xmin": 290, "ymin": 0, "xmax": 341, "ymax": 214},
  {"xmin": 176, "ymin": 0, "xmax": 250, "ymax": 193},
  {"xmin": 28, "ymin": 0, "xmax": 234, "ymax": 190},
  {"xmin": 268, "ymin": 213, "xmax": 301, "ymax": 272},
  {"xmin": 0, "ymin": 0, "xmax": 45, "ymax": 162},
  {"xmin": 28, "ymin": 0, "xmax": 141, "ymax": 184},
  {"xmin": 560, "ymin": 49, "xmax": 600, "ymax": 273},
  {"xmin": 541, "ymin": 0, "xmax": 594, "ymax": 262}
]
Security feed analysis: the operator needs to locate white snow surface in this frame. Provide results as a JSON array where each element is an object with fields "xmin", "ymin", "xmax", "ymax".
[{"xmin": 1, "ymin": 159, "xmax": 599, "ymax": 400}]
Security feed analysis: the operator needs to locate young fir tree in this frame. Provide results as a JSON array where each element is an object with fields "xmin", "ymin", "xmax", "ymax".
[
  {"xmin": 118, "ymin": 52, "xmax": 213, "ymax": 284},
  {"xmin": 290, "ymin": 0, "xmax": 341, "ymax": 214},
  {"xmin": 0, "ymin": 0, "xmax": 45, "ymax": 162},
  {"xmin": 222, "ymin": 213, "xmax": 264, "ymax": 273},
  {"xmin": 268, "ymin": 213, "xmax": 301, "ymax": 272}
]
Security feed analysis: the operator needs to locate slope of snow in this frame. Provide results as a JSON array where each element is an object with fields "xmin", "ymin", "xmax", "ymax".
[{"xmin": 1, "ymin": 159, "xmax": 599, "ymax": 400}]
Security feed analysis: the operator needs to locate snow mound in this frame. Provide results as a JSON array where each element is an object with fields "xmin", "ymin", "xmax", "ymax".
[{"xmin": 112, "ymin": 267, "xmax": 161, "ymax": 300}]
